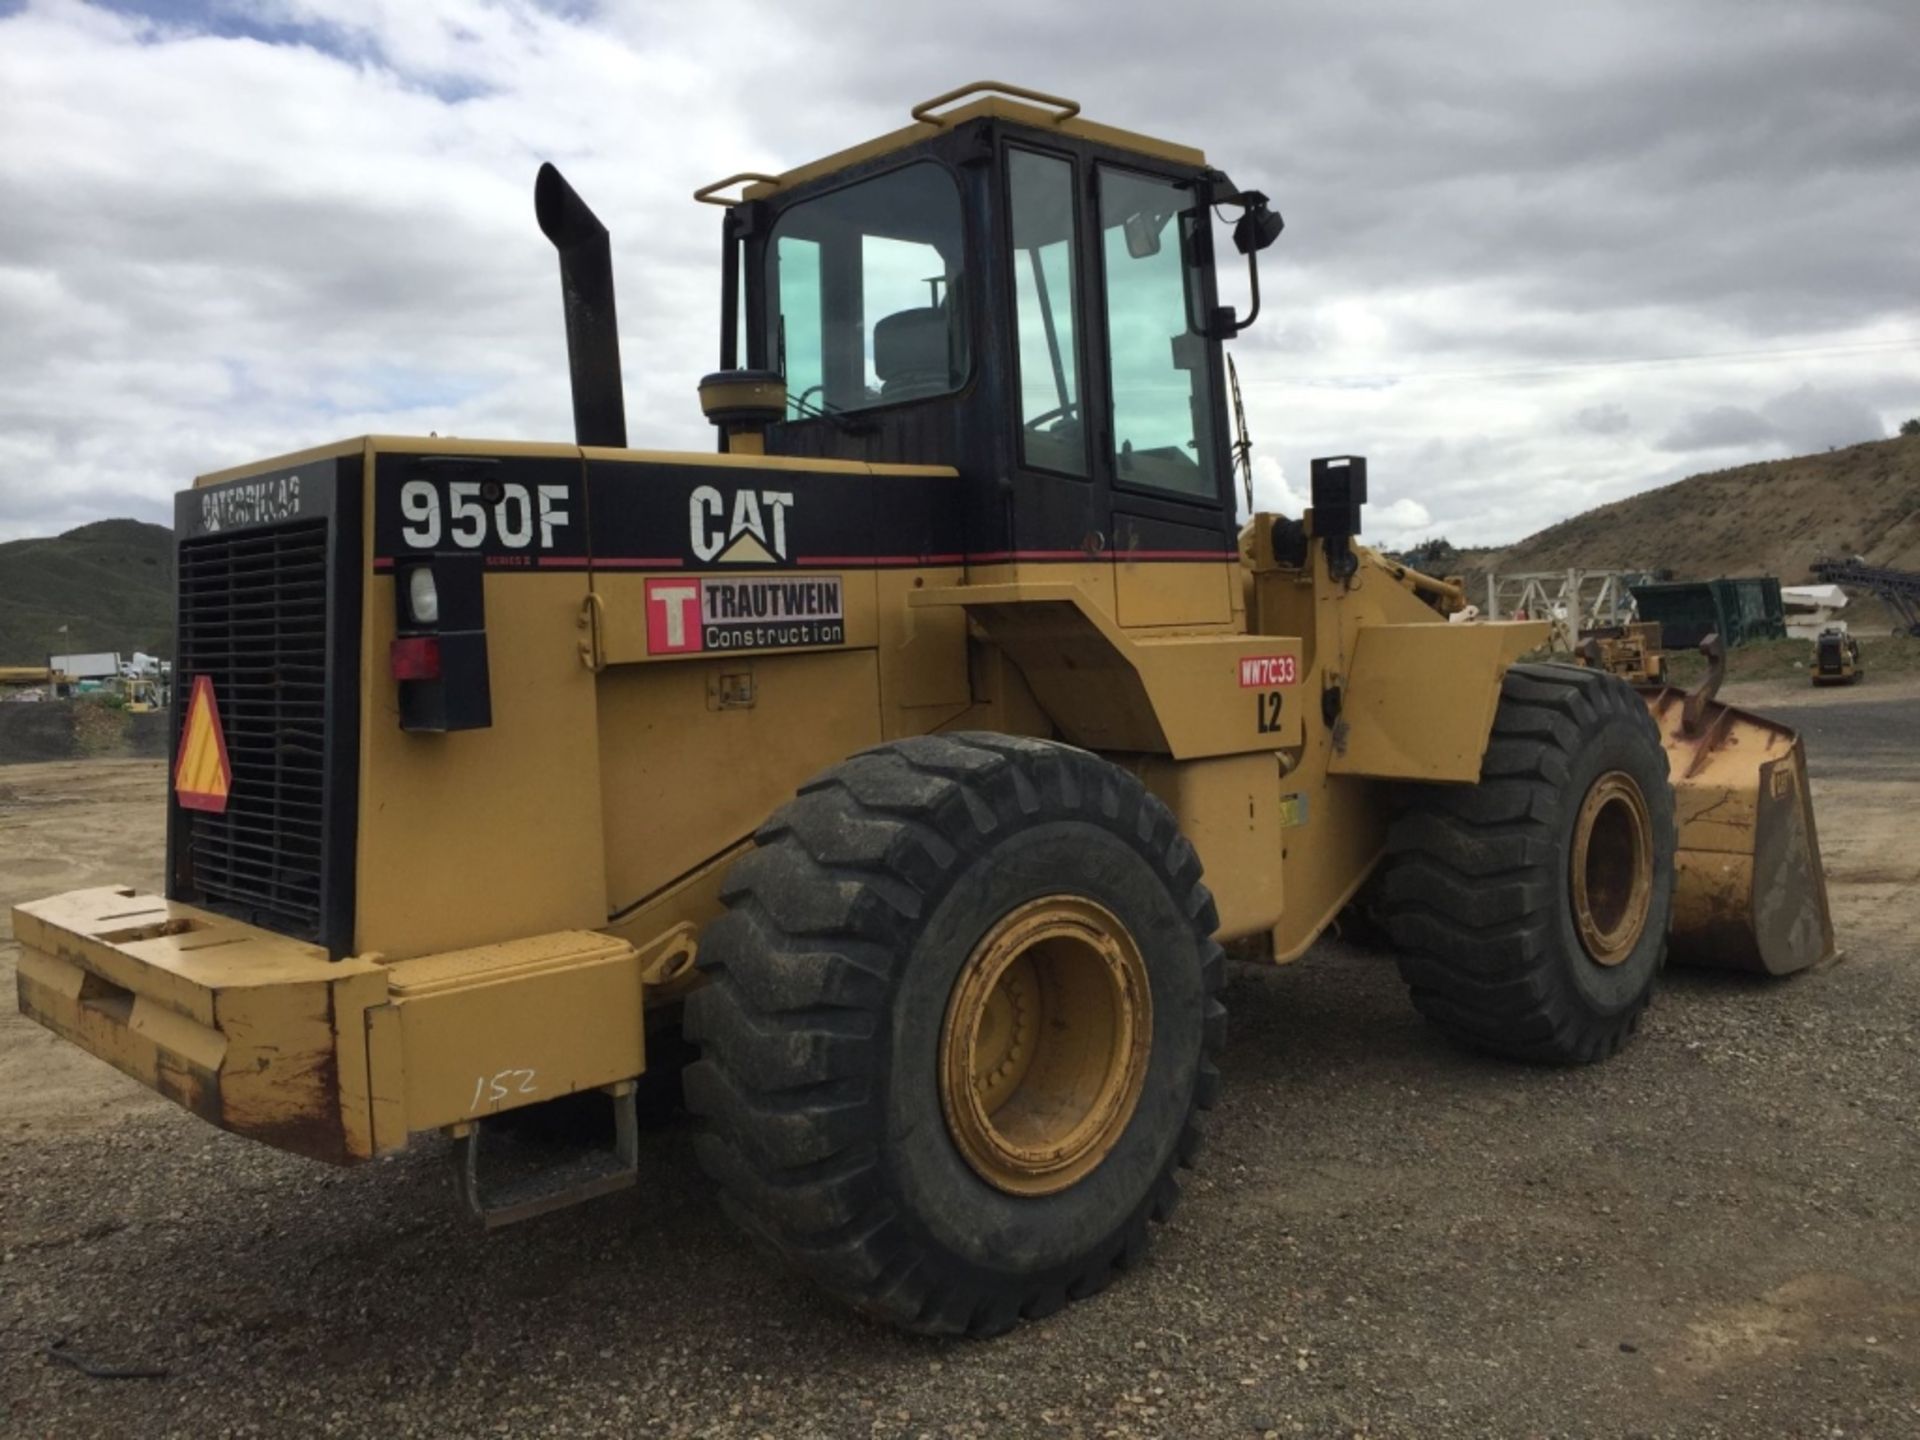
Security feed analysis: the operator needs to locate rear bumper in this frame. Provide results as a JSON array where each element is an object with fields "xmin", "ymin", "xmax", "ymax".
[
  {"xmin": 13, "ymin": 887, "xmax": 657, "ymax": 1164},
  {"xmin": 15, "ymin": 887, "xmax": 384, "ymax": 1161}
]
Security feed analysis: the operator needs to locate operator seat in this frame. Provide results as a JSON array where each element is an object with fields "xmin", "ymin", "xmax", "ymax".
[{"xmin": 873, "ymin": 306, "xmax": 954, "ymax": 403}]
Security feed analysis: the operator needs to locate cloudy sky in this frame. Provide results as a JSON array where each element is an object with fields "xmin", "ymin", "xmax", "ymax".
[{"xmin": 2, "ymin": 0, "xmax": 1916, "ymax": 547}]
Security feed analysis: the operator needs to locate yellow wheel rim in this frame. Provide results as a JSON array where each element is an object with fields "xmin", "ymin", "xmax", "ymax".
[
  {"xmin": 1571, "ymin": 771, "xmax": 1655, "ymax": 968},
  {"xmin": 939, "ymin": 895, "xmax": 1153, "ymax": 1196}
]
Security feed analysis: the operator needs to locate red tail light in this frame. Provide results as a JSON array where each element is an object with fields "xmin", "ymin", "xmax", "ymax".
[{"xmin": 390, "ymin": 635, "xmax": 442, "ymax": 681}]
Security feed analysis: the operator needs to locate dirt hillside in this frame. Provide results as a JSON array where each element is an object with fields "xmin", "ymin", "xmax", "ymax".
[
  {"xmin": 1452, "ymin": 434, "xmax": 1920, "ymax": 591},
  {"xmin": 0, "ymin": 518, "xmax": 173, "ymax": 665}
]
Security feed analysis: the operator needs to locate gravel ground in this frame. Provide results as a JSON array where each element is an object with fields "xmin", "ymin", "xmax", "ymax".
[{"xmin": 2, "ymin": 682, "xmax": 1917, "ymax": 1439}]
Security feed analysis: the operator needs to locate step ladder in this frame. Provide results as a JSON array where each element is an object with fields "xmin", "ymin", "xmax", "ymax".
[{"xmin": 449, "ymin": 1081, "xmax": 639, "ymax": 1228}]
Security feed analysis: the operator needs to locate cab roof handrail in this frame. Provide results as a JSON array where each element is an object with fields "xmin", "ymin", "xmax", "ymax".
[
  {"xmin": 692, "ymin": 172, "xmax": 780, "ymax": 207},
  {"xmin": 696, "ymin": 84, "xmax": 1084, "ymax": 206},
  {"xmin": 911, "ymin": 80, "xmax": 1080, "ymax": 127}
]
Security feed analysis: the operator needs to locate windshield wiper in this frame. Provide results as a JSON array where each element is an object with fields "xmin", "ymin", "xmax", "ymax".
[{"xmin": 790, "ymin": 390, "xmax": 876, "ymax": 436}]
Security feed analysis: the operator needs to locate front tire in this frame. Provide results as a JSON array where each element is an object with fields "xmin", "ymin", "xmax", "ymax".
[
  {"xmin": 684, "ymin": 734, "xmax": 1226, "ymax": 1335},
  {"xmin": 1379, "ymin": 664, "xmax": 1677, "ymax": 1064}
]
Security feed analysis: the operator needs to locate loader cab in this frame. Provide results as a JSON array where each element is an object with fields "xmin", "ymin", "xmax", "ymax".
[{"xmin": 705, "ymin": 84, "xmax": 1271, "ymax": 572}]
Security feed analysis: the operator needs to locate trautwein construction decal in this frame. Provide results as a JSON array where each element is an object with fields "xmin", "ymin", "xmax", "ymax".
[{"xmin": 646, "ymin": 575, "xmax": 845, "ymax": 655}]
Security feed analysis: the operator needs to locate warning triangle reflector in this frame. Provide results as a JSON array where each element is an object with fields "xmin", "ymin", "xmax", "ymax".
[{"xmin": 173, "ymin": 675, "xmax": 233, "ymax": 814}]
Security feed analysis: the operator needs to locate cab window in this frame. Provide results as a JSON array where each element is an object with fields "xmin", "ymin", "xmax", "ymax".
[
  {"xmin": 1009, "ymin": 148, "xmax": 1086, "ymax": 477},
  {"xmin": 1096, "ymin": 166, "xmax": 1221, "ymax": 500},
  {"xmin": 766, "ymin": 163, "xmax": 969, "ymax": 418}
]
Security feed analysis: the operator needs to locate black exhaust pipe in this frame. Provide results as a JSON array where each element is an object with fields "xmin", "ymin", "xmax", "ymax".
[{"xmin": 535, "ymin": 162, "xmax": 628, "ymax": 450}]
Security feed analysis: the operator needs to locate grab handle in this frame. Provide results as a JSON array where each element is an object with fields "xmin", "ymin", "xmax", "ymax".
[{"xmin": 912, "ymin": 81, "xmax": 1080, "ymax": 127}]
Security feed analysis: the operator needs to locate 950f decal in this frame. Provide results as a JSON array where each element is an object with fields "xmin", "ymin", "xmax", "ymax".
[
  {"xmin": 373, "ymin": 454, "xmax": 585, "ymax": 568},
  {"xmin": 646, "ymin": 575, "xmax": 845, "ymax": 656}
]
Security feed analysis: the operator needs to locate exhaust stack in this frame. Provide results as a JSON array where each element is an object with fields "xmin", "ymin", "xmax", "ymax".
[{"xmin": 535, "ymin": 163, "xmax": 628, "ymax": 450}]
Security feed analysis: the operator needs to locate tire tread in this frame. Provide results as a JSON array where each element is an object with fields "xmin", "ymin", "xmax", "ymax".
[
  {"xmin": 1378, "ymin": 663, "xmax": 1676, "ymax": 1064},
  {"xmin": 685, "ymin": 733, "xmax": 1226, "ymax": 1335}
]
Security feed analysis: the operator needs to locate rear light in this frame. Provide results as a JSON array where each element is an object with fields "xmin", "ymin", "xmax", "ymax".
[
  {"xmin": 390, "ymin": 551, "xmax": 489, "ymax": 732},
  {"xmin": 390, "ymin": 635, "xmax": 442, "ymax": 681}
]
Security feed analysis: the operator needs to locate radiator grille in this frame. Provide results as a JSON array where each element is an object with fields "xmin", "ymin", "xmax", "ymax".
[{"xmin": 175, "ymin": 520, "xmax": 331, "ymax": 939}]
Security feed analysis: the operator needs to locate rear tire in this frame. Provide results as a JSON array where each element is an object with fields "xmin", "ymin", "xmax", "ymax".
[
  {"xmin": 684, "ymin": 734, "xmax": 1226, "ymax": 1335},
  {"xmin": 1379, "ymin": 663, "xmax": 1677, "ymax": 1064}
]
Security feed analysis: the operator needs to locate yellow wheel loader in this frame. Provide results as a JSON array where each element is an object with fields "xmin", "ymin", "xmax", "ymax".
[
  {"xmin": 1576, "ymin": 620, "xmax": 1667, "ymax": 685},
  {"xmin": 1811, "ymin": 626, "xmax": 1863, "ymax": 685},
  {"xmin": 12, "ymin": 82, "xmax": 1835, "ymax": 1336}
]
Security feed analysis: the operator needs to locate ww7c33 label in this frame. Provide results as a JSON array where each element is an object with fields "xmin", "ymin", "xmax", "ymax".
[
  {"xmin": 645, "ymin": 575, "xmax": 845, "ymax": 656},
  {"xmin": 1238, "ymin": 655, "xmax": 1298, "ymax": 687}
]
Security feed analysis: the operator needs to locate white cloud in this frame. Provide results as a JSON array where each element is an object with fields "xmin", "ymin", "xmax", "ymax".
[
  {"xmin": 0, "ymin": 0, "xmax": 1917, "ymax": 548},
  {"xmin": 1658, "ymin": 404, "xmax": 1778, "ymax": 452},
  {"xmin": 1573, "ymin": 403, "xmax": 1632, "ymax": 436},
  {"xmin": 1760, "ymin": 384, "xmax": 1886, "ymax": 455},
  {"xmin": 1367, "ymin": 497, "xmax": 1435, "ymax": 547},
  {"xmin": 1658, "ymin": 384, "xmax": 1886, "ymax": 454},
  {"xmin": 1247, "ymin": 454, "xmax": 1305, "ymax": 517}
]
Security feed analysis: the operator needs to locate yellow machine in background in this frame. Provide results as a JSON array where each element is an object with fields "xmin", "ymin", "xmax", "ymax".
[
  {"xmin": 122, "ymin": 676, "xmax": 165, "ymax": 712},
  {"xmin": 0, "ymin": 665, "xmax": 72, "ymax": 696},
  {"xmin": 1811, "ymin": 626, "xmax": 1863, "ymax": 685},
  {"xmin": 12, "ymin": 82, "xmax": 1835, "ymax": 1335},
  {"xmin": 1577, "ymin": 620, "xmax": 1667, "ymax": 685}
]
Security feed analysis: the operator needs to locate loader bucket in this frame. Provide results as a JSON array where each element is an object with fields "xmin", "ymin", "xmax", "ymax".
[{"xmin": 1640, "ymin": 645, "xmax": 1836, "ymax": 975}]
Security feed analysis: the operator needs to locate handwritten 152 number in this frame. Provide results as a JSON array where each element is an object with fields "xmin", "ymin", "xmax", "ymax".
[{"xmin": 471, "ymin": 1068, "xmax": 538, "ymax": 1112}]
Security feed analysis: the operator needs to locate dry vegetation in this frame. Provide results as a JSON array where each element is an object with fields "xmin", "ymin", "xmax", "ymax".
[
  {"xmin": 1664, "ymin": 632, "xmax": 1920, "ymax": 686},
  {"xmin": 1447, "ymin": 433, "xmax": 1920, "ymax": 596}
]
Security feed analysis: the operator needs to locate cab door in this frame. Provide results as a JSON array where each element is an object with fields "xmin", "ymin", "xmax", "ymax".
[
  {"xmin": 1087, "ymin": 163, "xmax": 1238, "ymax": 629},
  {"xmin": 1000, "ymin": 145, "xmax": 1105, "ymax": 583}
]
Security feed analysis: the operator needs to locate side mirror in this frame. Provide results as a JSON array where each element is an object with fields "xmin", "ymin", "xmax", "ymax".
[
  {"xmin": 1232, "ymin": 193, "xmax": 1285, "ymax": 254},
  {"xmin": 1211, "ymin": 189, "xmax": 1285, "ymax": 337}
]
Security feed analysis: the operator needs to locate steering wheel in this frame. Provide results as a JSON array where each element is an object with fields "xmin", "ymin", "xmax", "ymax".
[{"xmin": 1025, "ymin": 402, "xmax": 1080, "ymax": 432}]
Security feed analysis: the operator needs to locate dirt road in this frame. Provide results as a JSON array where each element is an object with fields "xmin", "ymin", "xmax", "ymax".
[{"xmin": 3, "ymin": 684, "xmax": 1917, "ymax": 1439}]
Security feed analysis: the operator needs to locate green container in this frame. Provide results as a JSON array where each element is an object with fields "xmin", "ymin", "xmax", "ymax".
[
  {"xmin": 1709, "ymin": 577, "xmax": 1786, "ymax": 645},
  {"xmin": 1630, "ymin": 577, "xmax": 1785, "ymax": 649}
]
